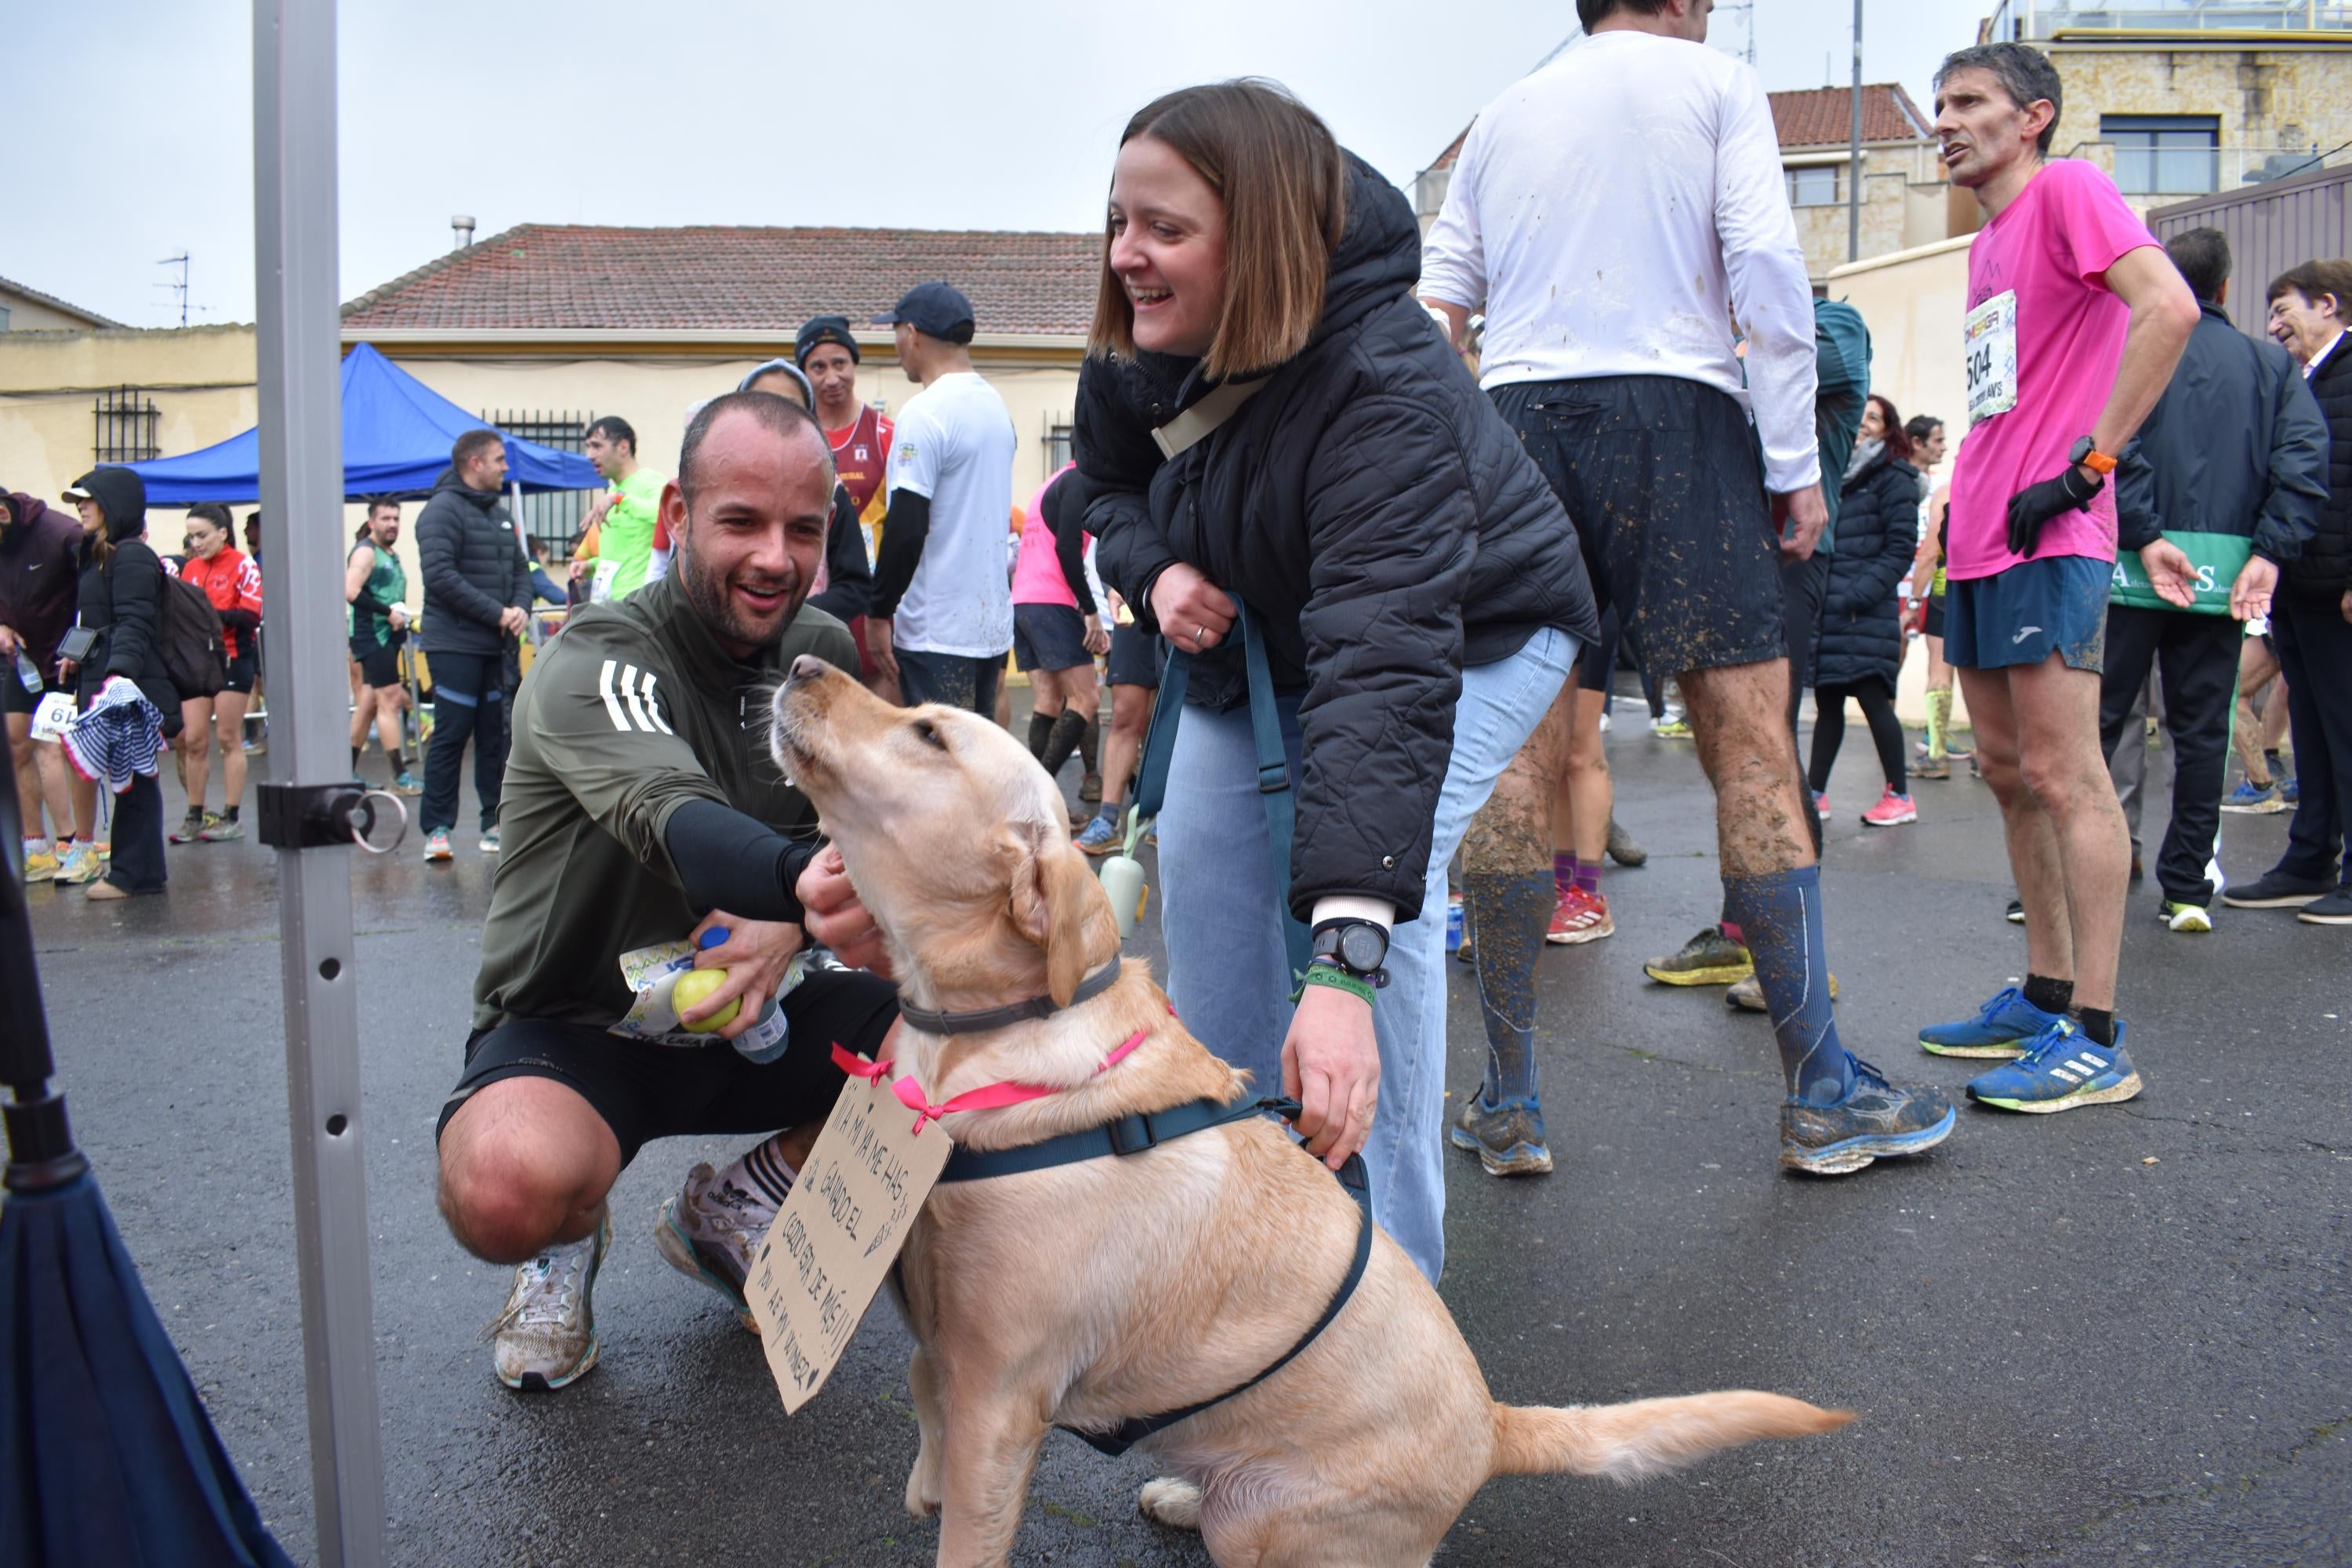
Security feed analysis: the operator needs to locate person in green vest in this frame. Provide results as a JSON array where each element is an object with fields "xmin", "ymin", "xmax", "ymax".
[
  {"xmin": 579, "ymin": 416, "xmax": 666, "ymax": 601},
  {"xmin": 346, "ymin": 497, "xmax": 419, "ymax": 793},
  {"xmin": 2102, "ymin": 227, "xmax": 2325, "ymax": 932}
]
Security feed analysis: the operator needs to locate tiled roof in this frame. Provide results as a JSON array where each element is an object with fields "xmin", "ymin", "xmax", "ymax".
[
  {"xmin": 0, "ymin": 272, "xmax": 121, "ymax": 328},
  {"xmin": 1769, "ymin": 84, "xmax": 1934, "ymax": 147},
  {"xmin": 341, "ymin": 224, "xmax": 1105, "ymax": 336},
  {"xmin": 1425, "ymin": 82, "xmax": 1933, "ymax": 172}
]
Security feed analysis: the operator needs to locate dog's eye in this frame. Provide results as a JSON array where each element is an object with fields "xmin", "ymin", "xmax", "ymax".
[{"xmin": 911, "ymin": 718, "xmax": 947, "ymax": 751}]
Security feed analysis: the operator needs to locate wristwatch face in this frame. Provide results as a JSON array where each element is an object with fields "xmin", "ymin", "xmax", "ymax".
[{"xmin": 1338, "ymin": 923, "xmax": 1388, "ymax": 973}]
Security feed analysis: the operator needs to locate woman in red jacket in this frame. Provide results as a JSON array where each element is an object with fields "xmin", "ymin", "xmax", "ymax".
[{"xmin": 172, "ymin": 503, "xmax": 263, "ymax": 841}]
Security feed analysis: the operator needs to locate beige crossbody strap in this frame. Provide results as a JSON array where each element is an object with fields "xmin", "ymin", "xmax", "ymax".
[{"xmin": 1150, "ymin": 376, "xmax": 1270, "ymax": 459}]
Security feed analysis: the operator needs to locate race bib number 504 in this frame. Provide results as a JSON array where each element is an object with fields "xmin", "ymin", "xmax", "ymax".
[{"xmin": 1965, "ymin": 290, "xmax": 2020, "ymax": 426}]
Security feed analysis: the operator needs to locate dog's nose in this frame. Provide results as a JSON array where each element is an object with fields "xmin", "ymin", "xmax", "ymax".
[{"xmin": 788, "ymin": 654, "xmax": 827, "ymax": 684}]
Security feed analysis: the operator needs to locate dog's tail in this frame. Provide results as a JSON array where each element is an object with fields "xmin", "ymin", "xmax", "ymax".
[{"xmin": 1489, "ymin": 1392, "xmax": 1851, "ymax": 1483}]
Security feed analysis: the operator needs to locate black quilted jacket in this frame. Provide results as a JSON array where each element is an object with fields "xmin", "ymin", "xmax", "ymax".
[
  {"xmin": 2289, "ymin": 336, "xmax": 2352, "ymax": 601},
  {"xmin": 1079, "ymin": 154, "xmax": 1599, "ymax": 921},
  {"xmin": 1813, "ymin": 448, "xmax": 1921, "ymax": 692},
  {"xmin": 416, "ymin": 466, "xmax": 529, "ymax": 657}
]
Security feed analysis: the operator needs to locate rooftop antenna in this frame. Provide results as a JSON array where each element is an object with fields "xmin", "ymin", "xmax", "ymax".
[
  {"xmin": 158, "ymin": 252, "xmax": 191, "ymax": 327},
  {"xmin": 1715, "ymin": 0, "xmax": 1759, "ymax": 64}
]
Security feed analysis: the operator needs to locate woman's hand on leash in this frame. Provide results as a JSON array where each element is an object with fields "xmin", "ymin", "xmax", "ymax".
[
  {"xmin": 682, "ymin": 911, "xmax": 804, "ymax": 1039},
  {"xmin": 1282, "ymin": 985, "xmax": 1381, "ymax": 1170},
  {"xmin": 798, "ymin": 844, "xmax": 895, "ymax": 979},
  {"xmin": 1150, "ymin": 564, "xmax": 1236, "ymax": 654}
]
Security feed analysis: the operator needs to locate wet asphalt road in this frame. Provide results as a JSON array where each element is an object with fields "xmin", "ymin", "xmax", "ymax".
[{"xmin": 18, "ymin": 696, "xmax": 2350, "ymax": 1568}]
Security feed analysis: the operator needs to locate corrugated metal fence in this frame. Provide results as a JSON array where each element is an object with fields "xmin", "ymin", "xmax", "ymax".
[{"xmin": 2149, "ymin": 161, "xmax": 2352, "ymax": 335}]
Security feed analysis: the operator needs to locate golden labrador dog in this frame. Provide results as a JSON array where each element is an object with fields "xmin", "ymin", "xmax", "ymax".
[{"xmin": 771, "ymin": 655, "xmax": 1849, "ymax": 1568}]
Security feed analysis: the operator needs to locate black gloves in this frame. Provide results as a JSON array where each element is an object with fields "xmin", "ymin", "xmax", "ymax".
[{"xmin": 2005, "ymin": 463, "xmax": 2103, "ymax": 559}]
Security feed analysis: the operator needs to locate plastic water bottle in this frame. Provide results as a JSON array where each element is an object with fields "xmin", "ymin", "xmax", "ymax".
[
  {"xmin": 1100, "ymin": 849, "xmax": 1148, "ymax": 940},
  {"xmin": 13, "ymin": 652, "xmax": 39, "ymax": 695},
  {"xmin": 693, "ymin": 927, "xmax": 793, "ymax": 1065}
]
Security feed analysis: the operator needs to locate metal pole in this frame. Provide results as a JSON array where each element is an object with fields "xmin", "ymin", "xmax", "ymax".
[
  {"xmin": 252, "ymin": 2, "xmax": 387, "ymax": 1564},
  {"xmin": 1848, "ymin": 0, "xmax": 1864, "ymax": 264}
]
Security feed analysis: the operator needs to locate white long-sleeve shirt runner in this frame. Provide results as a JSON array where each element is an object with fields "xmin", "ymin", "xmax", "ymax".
[{"xmin": 1421, "ymin": 30, "xmax": 1822, "ymax": 494}]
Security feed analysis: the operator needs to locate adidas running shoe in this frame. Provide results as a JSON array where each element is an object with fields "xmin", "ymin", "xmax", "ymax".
[
  {"xmin": 1966, "ymin": 1019, "xmax": 2143, "ymax": 1113},
  {"xmin": 1918, "ymin": 985, "xmax": 2063, "ymax": 1060}
]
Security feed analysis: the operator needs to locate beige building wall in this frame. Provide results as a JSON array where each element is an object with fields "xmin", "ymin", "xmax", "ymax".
[
  {"xmin": 1, "ymin": 285, "xmax": 111, "ymax": 334},
  {"xmin": 2045, "ymin": 41, "xmax": 2352, "ymax": 214},
  {"xmin": 1, "ymin": 325, "xmax": 1080, "ymax": 620},
  {"xmin": 1785, "ymin": 143, "xmax": 1952, "ymax": 287}
]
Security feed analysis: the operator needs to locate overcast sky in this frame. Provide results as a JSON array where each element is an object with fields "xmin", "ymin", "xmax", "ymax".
[{"xmin": 6, "ymin": 0, "xmax": 1989, "ymax": 328}]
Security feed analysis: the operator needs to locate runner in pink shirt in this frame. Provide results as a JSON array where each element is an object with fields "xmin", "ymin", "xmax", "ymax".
[
  {"xmin": 1918, "ymin": 42, "xmax": 2201, "ymax": 1115},
  {"xmin": 1011, "ymin": 463, "xmax": 1109, "ymax": 804}
]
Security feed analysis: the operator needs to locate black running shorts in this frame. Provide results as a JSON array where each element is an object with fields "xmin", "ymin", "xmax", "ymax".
[
  {"xmin": 1491, "ymin": 375, "xmax": 1787, "ymax": 683},
  {"xmin": 350, "ymin": 636, "xmax": 401, "ymax": 690},
  {"xmin": 437, "ymin": 967, "xmax": 898, "ymax": 1167},
  {"xmin": 1106, "ymin": 622, "xmax": 1163, "ymax": 690}
]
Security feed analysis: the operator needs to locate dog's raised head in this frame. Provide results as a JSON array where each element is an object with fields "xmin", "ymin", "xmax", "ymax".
[{"xmin": 771, "ymin": 655, "xmax": 1121, "ymax": 1013}]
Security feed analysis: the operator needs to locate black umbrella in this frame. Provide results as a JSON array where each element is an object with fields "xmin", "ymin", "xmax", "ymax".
[{"xmin": 1, "ymin": 782, "xmax": 295, "ymax": 1566}]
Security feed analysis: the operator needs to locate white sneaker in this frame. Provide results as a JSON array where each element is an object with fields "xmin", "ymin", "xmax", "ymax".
[
  {"xmin": 485, "ymin": 1213, "xmax": 609, "ymax": 1391},
  {"xmin": 654, "ymin": 1151, "xmax": 788, "ymax": 1333}
]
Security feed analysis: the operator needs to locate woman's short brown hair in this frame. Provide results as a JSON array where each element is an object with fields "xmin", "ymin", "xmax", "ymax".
[
  {"xmin": 1089, "ymin": 79, "xmax": 1348, "ymax": 381},
  {"xmin": 2268, "ymin": 258, "xmax": 2352, "ymax": 315}
]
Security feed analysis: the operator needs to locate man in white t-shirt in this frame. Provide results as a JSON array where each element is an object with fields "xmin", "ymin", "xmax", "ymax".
[
  {"xmin": 863, "ymin": 281, "xmax": 1018, "ymax": 714},
  {"xmin": 1421, "ymin": 0, "xmax": 1956, "ymax": 1178}
]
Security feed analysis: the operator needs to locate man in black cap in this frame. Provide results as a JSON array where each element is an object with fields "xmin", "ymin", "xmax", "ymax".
[
  {"xmin": 864, "ymin": 282, "xmax": 1018, "ymax": 714},
  {"xmin": 794, "ymin": 314, "xmax": 896, "ymax": 697}
]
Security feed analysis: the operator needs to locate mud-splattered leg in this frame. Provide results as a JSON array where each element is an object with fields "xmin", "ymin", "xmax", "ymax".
[{"xmin": 1461, "ymin": 684, "xmax": 1572, "ymax": 1134}]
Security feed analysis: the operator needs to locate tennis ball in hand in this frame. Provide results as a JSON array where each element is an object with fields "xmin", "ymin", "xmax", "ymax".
[{"xmin": 673, "ymin": 967, "xmax": 739, "ymax": 1033}]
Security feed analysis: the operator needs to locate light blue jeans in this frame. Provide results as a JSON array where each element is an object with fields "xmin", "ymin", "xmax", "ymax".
[{"xmin": 1156, "ymin": 626, "xmax": 1575, "ymax": 1283}]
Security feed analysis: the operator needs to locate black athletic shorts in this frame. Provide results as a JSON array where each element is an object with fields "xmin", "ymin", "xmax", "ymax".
[
  {"xmin": 1012, "ymin": 602, "xmax": 1090, "ymax": 673},
  {"xmin": 1491, "ymin": 375, "xmax": 1785, "ymax": 683},
  {"xmin": 350, "ymin": 636, "xmax": 401, "ymax": 689},
  {"xmin": 436, "ymin": 967, "xmax": 898, "ymax": 1168},
  {"xmin": 221, "ymin": 652, "xmax": 256, "ymax": 695},
  {"xmin": 1106, "ymin": 622, "xmax": 1163, "ymax": 689},
  {"xmin": 2, "ymin": 659, "xmax": 49, "ymax": 717},
  {"xmin": 1924, "ymin": 594, "xmax": 1946, "ymax": 641}
]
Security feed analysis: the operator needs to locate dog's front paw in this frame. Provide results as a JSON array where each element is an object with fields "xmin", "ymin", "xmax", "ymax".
[
  {"xmin": 1138, "ymin": 1477, "xmax": 1202, "ymax": 1531},
  {"xmin": 905, "ymin": 1456, "xmax": 943, "ymax": 1519}
]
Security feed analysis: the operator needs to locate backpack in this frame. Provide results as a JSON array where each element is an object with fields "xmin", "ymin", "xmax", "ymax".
[{"xmin": 161, "ymin": 575, "xmax": 227, "ymax": 699}]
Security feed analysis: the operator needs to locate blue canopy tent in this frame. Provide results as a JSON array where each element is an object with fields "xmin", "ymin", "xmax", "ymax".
[{"xmin": 126, "ymin": 342, "xmax": 601, "ymax": 504}]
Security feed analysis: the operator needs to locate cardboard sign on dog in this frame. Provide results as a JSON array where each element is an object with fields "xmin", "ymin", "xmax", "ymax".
[{"xmin": 748, "ymin": 1065, "xmax": 950, "ymax": 1413}]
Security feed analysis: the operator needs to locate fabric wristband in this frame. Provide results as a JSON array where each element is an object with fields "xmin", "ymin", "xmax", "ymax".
[{"xmin": 1298, "ymin": 964, "xmax": 1377, "ymax": 1007}]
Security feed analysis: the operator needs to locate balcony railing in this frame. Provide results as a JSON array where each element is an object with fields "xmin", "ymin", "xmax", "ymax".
[
  {"xmin": 2070, "ymin": 140, "xmax": 2350, "ymax": 196},
  {"xmin": 1989, "ymin": 0, "xmax": 2352, "ymax": 38}
]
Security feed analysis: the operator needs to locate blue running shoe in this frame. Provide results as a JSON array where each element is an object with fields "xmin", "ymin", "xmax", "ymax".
[
  {"xmin": 1779, "ymin": 1056, "xmax": 1956, "ymax": 1175},
  {"xmin": 2220, "ymin": 779, "xmax": 2285, "ymax": 815},
  {"xmin": 1450, "ymin": 1092, "xmax": 1552, "ymax": 1177},
  {"xmin": 1075, "ymin": 812, "xmax": 1120, "ymax": 856},
  {"xmin": 2281, "ymin": 777, "xmax": 2300, "ymax": 806},
  {"xmin": 1918, "ymin": 985, "xmax": 2063, "ymax": 1060},
  {"xmin": 1966, "ymin": 1019, "xmax": 2143, "ymax": 1113}
]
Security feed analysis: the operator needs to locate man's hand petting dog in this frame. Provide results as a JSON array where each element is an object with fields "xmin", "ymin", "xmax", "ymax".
[
  {"xmin": 797, "ymin": 844, "xmax": 895, "ymax": 978},
  {"xmin": 1283, "ymin": 985, "xmax": 1380, "ymax": 1170},
  {"xmin": 681, "ymin": 910, "xmax": 805, "ymax": 1038}
]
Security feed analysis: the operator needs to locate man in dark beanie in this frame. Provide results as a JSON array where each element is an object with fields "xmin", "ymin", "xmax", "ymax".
[{"xmin": 796, "ymin": 313, "xmax": 896, "ymax": 696}]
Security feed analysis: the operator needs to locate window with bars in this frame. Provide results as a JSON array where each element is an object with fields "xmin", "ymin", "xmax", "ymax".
[
  {"xmin": 1785, "ymin": 165, "xmax": 1839, "ymax": 207},
  {"xmin": 481, "ymin": 408, "xmax": 599, "ymax": 558},
  {"xmin": 1044, "ymin": 416, "xmax": 1073, "ymax": 472},
  {"xmin": 2103, "ymin": 115, "xmax": 2219, "ymax": 195},
  {"xmin": 93, "ymin": 387, "xmax": 162, "ymax": 463}
]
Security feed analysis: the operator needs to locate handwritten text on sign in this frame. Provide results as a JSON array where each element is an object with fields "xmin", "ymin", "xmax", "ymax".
[{"xmin": 747, "ymin": 1066, "xmax": 950, "ymax": 1414}]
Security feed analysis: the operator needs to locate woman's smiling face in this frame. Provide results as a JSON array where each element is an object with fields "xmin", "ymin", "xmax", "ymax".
[{"xmin": 1107, "ymin": 135, "xmax": 1228, "ymax": 360}]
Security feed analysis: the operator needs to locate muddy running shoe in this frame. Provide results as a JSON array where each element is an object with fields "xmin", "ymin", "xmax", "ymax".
[
  {"xmin": 1967, "ymin": 1019, "xmax": 2143, "ymax": 1113},
  {"xmin": 1546, "ymin": 887, "xmax": 1614, "ymax": 945},
  {"xmin": 423, "ymin": 827, "xmax": 453, "ymax": 863},
  {"xmin": 23, "ymin": 845, "xmax": 61, "ymax": 884},
  {"xmin": 1912, "ymin": 756, "xmax": 1952, "ymax": 781},
  {"xmin": 1643, "ymin": 926, "xmax": 1752, "ymax": 986},
  {"xmin": 1726, "ymin": 971, "xmax": 1838, "ymax": 1011},
  {"xmin": 2221, "ymin": 779, "xmax": 2285, "ymax": 815},
  {"xmin": 486, "ymin": 1213, "xmax": 610, "ymax": 1392},
  {"xmin": 2158, "ymin": 900, "xmax": 2212, "ymax": 933},
  {"xmin": 2281, "ymin": 777, "xmax": 2300, "ymax": 806},
  {"xmin": 1450, "ymin": 1092, "xmax": 1553, "ymax": 1177},
  {"xmin": 169, "ymin": 811, "xmax": 212, "ymax": 845},
  {"xmin": 1652, "ymin": 716, "xmax": 1693, "ymax": 739},
  {"xmin": 390, "ymin": 770, "xmax": 423, "ymax": 795},
  {"xmin": 655, "ymin": 1156, "xmax": 789, "ymax": 1331},
  {"xmin": 1918, "ymin": 985, "xmax": 2060, "ymax": 1059},
  {"xmin": 1605, "ymin": 816, "xmax": 1647, "ymax": 868},
  {"xmin": 1080, "ymin": 771, "xmax": 1103, "ymax": 804},
  {"xmin": 55, "ymin": 841, "xmax": 103, "ymax": 885},
  {"xmin": 1779, "ymin": 1058, "xmax": 1956, "ymax": 1175},
  {"xmin": 1075, "ymin": 812, "xmax": 1120, "ymax": 855},
  {"xmin": 198, "ymin": 815, "xmax": 244, "ymax": 842},
  {"xmin": 1860, "ymin": 788, "xmax": 1917, "ymax": 827}
]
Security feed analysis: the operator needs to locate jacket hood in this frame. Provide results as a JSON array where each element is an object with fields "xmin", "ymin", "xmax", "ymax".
[
  {"xmin": 71, "ymin": 466, "xmax": 147, "ymax": 541},
  {"xmin": 432, "ymin": 466, "xmax": 503, "ymax": 506},
  {"xmin": 2, "ymin": 490, "xmax": 52, "ymax": 538},
  {"xmin": 1310, "ymin": 151, "xmax": 1421, "ymax": 350}
]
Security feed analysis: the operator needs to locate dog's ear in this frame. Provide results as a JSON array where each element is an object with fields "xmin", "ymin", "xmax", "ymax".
[{"xmin": 1008, "ymin": 821, "xmax": 1117, "ymax": 1006}]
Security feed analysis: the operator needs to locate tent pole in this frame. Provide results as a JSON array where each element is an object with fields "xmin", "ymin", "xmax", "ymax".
[{"xmin": 252, "ymin": 2, "xmax": 387, "ymax": 1564}]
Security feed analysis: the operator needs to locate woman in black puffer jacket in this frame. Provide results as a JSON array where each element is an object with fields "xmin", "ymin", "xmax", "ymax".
[
  {"xmin": 59, "ymin": 466, "xmax": 177, "ymax": 898},
  {"xmin": 1807, "ymin": 396, "xmax": 1923, "ymax": 827},
  {"xmin": 1080, "ymin": 80, "xmax": 1598, "ymax": 1285}
]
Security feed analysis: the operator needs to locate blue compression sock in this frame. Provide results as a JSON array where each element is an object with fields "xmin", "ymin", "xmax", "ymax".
[
  {"xmin": 1722, "ymin": 864, "xmax": 1854, "ymax": 1106},
  {"xmin": 1467, "ymin": 869, "xmax": 1551, "ymax": 1104}
]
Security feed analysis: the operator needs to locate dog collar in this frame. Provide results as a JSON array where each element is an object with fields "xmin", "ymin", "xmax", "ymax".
[{"xmin": 894, "ymin": 959, "xmax": 1122, "ymax": 1036}]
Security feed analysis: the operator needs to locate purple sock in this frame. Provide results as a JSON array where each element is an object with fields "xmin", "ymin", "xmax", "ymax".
[
  {"xmin": 1554, "ymin": 852, "xmax": 1577, "ymax": 895},
  {"xmin": 1573, "ymin": 859, "xmax": 1600, "ymax": 897}
]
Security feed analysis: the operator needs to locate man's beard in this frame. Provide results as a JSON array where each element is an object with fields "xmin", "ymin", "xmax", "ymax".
[{"xmin": 676, "ymin": 535, "xmax": 805, "ymax": 653}]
